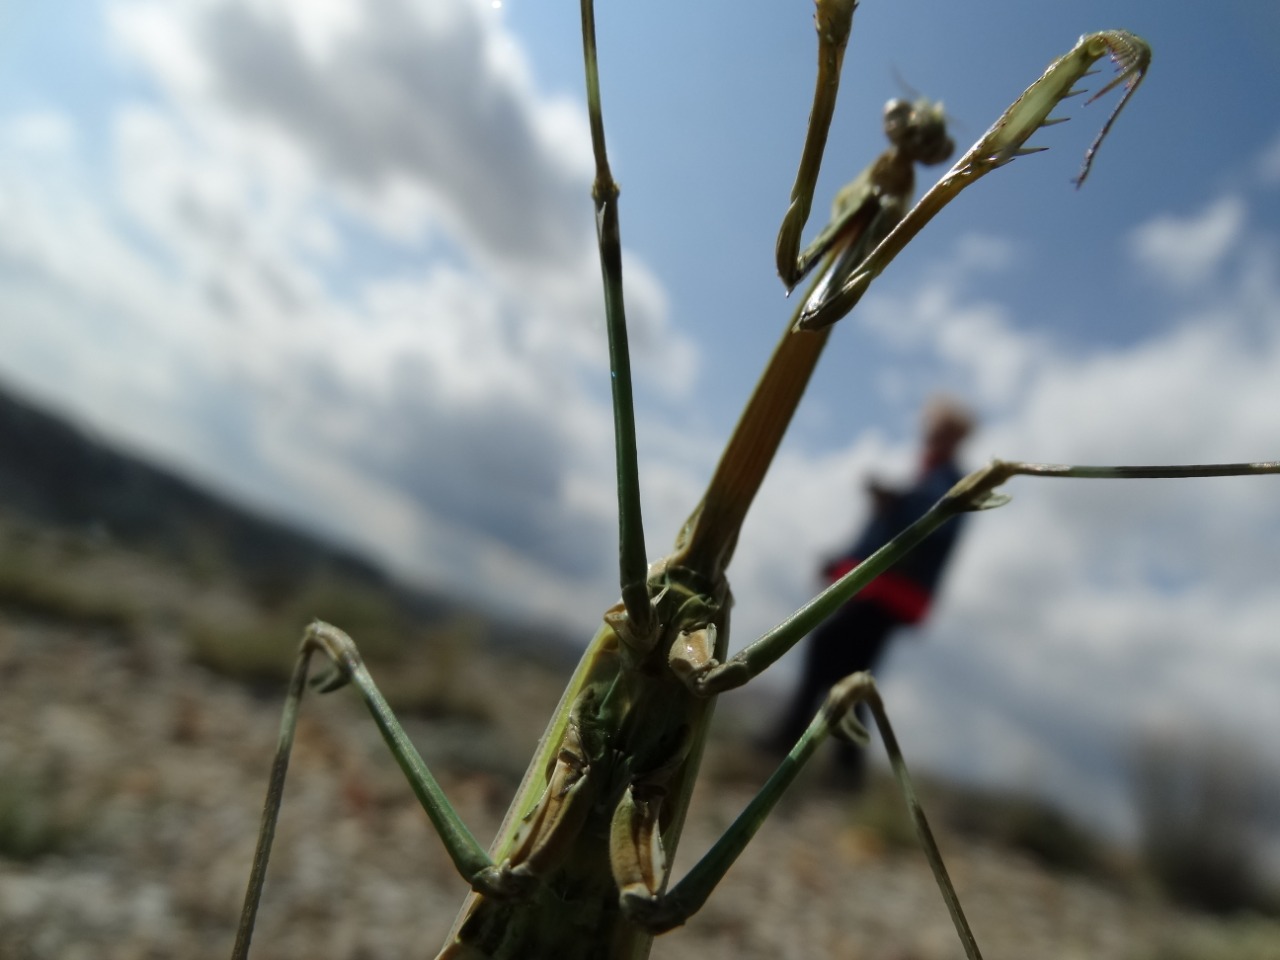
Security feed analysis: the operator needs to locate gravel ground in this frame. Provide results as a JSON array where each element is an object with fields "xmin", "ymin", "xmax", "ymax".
[{"xmin": 2, "ymin": 540, "xmax": 1278, "ymax": 960}]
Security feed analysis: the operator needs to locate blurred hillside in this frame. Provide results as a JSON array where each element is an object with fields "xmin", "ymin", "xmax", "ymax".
[
  {"xmin": 0, "ymin": 382, "xmax": 379, "ymax": 591},
  {"xmin": 0, "ymin": 381, "xmax": 577, "ymax": 669}
]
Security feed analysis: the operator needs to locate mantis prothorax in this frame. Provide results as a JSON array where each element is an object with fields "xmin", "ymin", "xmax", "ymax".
[{"xmin": 230, "ymin": 5, "xmax": 1278, "ymax": 959}]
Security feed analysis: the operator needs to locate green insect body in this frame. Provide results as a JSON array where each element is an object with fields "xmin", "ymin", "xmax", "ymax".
[{"xmin": 438, "ymin": 565, "xmax": 729, "ymax": 959}]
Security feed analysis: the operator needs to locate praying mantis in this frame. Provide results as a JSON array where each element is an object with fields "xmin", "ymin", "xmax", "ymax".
[{"xmin": 229, "ymin": 3, "xmax": 1278, "ymax": 959}]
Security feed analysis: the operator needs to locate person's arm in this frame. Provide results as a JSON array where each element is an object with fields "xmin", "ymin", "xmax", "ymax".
[{"xmin": 864, "ymin": 475, "xmax": 902, "ymax": 513}]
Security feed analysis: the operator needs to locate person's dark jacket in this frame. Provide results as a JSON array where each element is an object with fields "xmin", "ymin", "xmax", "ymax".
[{"xmin": 823, "ymin": 460, "xmax": 964, "ymax": 624}]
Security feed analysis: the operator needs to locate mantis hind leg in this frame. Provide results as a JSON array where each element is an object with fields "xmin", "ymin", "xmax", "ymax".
[
  {"xmin": 231, "ymin": 621, "xmax": 526, "ymax": 960},
  {"xmin": 611, "ymin": 671, "xmax": 984, "ymax": 960},
  {"xmin": 837, "ymin": 673, "xmax": 985, "ymax": 960}
]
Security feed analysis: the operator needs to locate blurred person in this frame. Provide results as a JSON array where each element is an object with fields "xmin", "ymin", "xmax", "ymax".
[{"xmin": 760, "ymin": 396, "xmax": 976, "ymax": 787}]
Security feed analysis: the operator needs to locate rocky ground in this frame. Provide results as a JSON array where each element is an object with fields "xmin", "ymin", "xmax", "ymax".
[{"xmin": 2, "ymin": 522, "xmax": 1279, "ymax": 960}]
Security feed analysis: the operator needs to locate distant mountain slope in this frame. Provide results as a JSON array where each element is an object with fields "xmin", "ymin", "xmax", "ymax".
[
  {"xmin": 0, "ymin": 380, "xmax": 386, "ymax": 590},
  {"xmin": 0, "ymin": 380, "xmax": 576, "ymax": 662}
]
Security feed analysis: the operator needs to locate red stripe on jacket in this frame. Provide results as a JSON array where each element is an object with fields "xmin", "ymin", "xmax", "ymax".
[{"xmin": 823, "ymin": 557, "xmax": 931, "ymax": 624}]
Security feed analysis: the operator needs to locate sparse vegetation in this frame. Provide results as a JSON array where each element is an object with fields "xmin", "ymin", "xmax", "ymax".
[
  {"xmin": 0, "ymin": 510, "xmax": 505, "ymax": 725},
  {"xmin": 939, "ymin": 784, "xmax": 1110, "ymax": 878},
  {"xmin": 0, "ymin": 551, "xmax": 140, "ymax": 633},
  {"xmin": 1137, "ymin": 916, "xmax": 1280, "ymax": 960},
  {"xmin": 186, "ymin": 576, "xmax": 496, "ymax": 721},
  {"xmin": 0, "ymin": 763, "xmax": 85, "ymax": 862},
  {"xmin": 833, "ymin": 769, "xmax": 1116, "ymax": 881},
  {"xmin": 1133, "ymin": 731, "xmax": 1280, "ymax": 916}
]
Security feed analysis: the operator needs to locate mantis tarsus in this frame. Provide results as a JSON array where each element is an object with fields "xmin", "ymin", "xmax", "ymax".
[{"xmin": 231, "ymin": 4, "xmax": 1278, "ymax": 959}]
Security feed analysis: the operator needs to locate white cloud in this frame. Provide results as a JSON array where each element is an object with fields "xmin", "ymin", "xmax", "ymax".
[
  {"xmin": 1128, "ymin": 195, "xmax": 1246, "ymax": 291},
  {"xmin": 854, "ymin": 234, "xmax": 1042, "ymax": 408},
  {"xmin": 109, "ymin": 0, "xmax": 591, "ymax": 276},
  {"xmin": 3, "ymin": 112, "xmax": 78, "ymax": 154},
  {"xmin": 0, "ymin": 0, "xmax": 698, "ymax": 633}
]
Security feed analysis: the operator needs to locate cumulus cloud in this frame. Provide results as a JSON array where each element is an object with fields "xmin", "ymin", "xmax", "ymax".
[
  {"xmin": 106, "ymin": 0, "xmax": 692, "ymax": 386},
  {"xmin": 1128, "ymin": 195, "xmax": 1246, "ymax": 291},
  {"xmin": 0, "ymin": 0, "xmax": 698, "ymax": 628},
  {"xmin": 121, "ymin": 0, "xmax": 590, "ymax": 268}
]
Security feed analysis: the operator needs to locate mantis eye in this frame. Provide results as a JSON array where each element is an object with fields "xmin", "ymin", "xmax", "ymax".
[
  {"xmin": 881, "ymin": 97, "xmax": 913, "ymax": 138},
  {"xmin": 884, "ymin": 98, "xmax": 955, "ymax": 167},
  {"xmin": 911, "ymin": 124, "xmax": 955, "ymax": 167}
]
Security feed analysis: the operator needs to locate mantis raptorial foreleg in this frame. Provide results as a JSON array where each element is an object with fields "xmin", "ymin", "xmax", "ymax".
[
  {"xmin": 676, "ymin": 31, "xmax": 1151, "ymax": 579},
  {"xmin": 796, "ymin": 29, "xmax": 1151, "ymax": 330},
  {"xmin": 774, "ymin": 0, "xmax": 858, "ymax": 290},
  {"xmin": 676, "ymin": 95, "xmax": 956, "ymax": 581}
]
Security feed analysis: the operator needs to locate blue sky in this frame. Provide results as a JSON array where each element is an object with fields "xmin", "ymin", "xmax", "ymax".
[{"xmin": 2, "ymin": 0, "xmax": 1280, "ymax": 856}]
